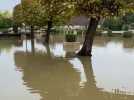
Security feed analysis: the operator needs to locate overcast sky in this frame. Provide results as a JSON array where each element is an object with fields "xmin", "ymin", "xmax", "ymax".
[{"xmin": 0, "ymin": 0, "xmax": 21, "ymax": 12}]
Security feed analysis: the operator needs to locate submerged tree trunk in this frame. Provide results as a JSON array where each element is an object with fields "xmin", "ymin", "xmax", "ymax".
[
  {"xmin": 45, "ymin": 20, "xmax": 52, "ymax": 43},
  {"xmin": 31, "ymin": 26, "xmax": 34, "ymax": 39},
  {"xmin": 77, "ymin": 17, "xmax": 100, "ymax": 56},
  {"xmin": 30, "ymin": 26, "xmax": 35, "ymax": 54}
]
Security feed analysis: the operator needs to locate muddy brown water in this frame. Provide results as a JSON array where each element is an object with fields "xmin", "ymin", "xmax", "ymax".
[{"xmin": 0, "ymin": 35, "xmax": 134, "ymax": 100}]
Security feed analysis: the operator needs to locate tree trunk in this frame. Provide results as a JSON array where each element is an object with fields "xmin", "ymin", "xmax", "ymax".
[
  {"xmin": 31, "ymin": 38, "xmax": 35, "ymax": 54},
  {"xmin": 77, "ymin": 17, "xmax": 100, "ymax": 56},
  {"xmin": 43, "ymin": 43, "xmax": 51, "ymax": 56},
  {"xmin": 31, "ymin": 26, "xmax": 34, "ymax": 39},
  {"xmin": 45, "ymin": 20, "xmax": 52, "ymax": 43},
  {"xmin": 13, "ymin": 25, "xmax": 18, "ymax": 34}
]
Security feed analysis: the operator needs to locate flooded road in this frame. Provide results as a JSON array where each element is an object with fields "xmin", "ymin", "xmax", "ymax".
[{"xmin": 0, "ymin": 35, "xmax": 134, "ymax": 100}]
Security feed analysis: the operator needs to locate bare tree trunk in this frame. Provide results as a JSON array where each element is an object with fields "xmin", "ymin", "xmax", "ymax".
[
  {"xmin": 13, "ymin": 24, "xmax": 18, "ymax": 34},
  {"xmin": 45, "ymin": 20, "xmax": 52, "ymax": 43},
  {"xmin": 77, "ymin": 17, "xmax": 100, "ymax": 56},
  {"xmin": 31, "ymin": 26, "xmax": 34, "ymax": 39},
  {"xmin": 31, "ymin": 38, "xmax": 35, "ymax": 54}
]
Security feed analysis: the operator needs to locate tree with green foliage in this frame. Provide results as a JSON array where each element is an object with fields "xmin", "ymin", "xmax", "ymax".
[
  {"xmin": 0, "ymin": 11, "xmax": 13, "ymax": 29},
  {"xmin": 21, "ymin": 0, "xmax": 44, "ymax": 38},
  {"xmin": 13, "ymin": 0, "xmax": 44, "ymax": 36},
  {"xmin": 40, "ymin": 0, "xmax": 74, "ymax": 43},
  {"xmin": 71, "ymin": 0, "xmax": 134, "ymax": 56},
  {"xmin": 13, "ymin": 4, "xmax": 23, "ymax": 26},
  {"xmin": 13, "ymin": 0, "xmax": 74, "ymax": 40},
  {"xmin": 13, "ymin": 4, "xmax": 23, "ymax": 33}
]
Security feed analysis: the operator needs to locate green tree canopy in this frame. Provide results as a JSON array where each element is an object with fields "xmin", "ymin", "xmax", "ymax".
[
  {"xmin": 40, "ymin": 0, "xmax": 74, "ymax": 25},
  {"xmin": 13, "ymin": 4, "xmax": 23, "ymax": 26},
  {"xmin": 73, "ymin": 0, "xmax": 134, "ymax": 18},
  {"xmin": 40, "ymin": 0, "xmax": 75, "ymax": 43},
  {"xmin": 21, "ymin": 0, "xmax": 44, "ymax": 27},
  {"xmin": 0, "ymin": 11, "xmax": 13, "ymax": 29}
]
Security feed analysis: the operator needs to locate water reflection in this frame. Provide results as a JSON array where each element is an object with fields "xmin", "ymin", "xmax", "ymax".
[
  {"xmin": 31, "ymin": 39, "xmax": 35, "ymax": 54},
  {"xmin": 14, "ymin": 39, "xmax": 134, "ymax": 100},
  {"xmin": 0, "ymin": 38, "xmax": 20, "ymax": 51},
  {"xmin": 1, "ymin": 35, "xmax": 134, "ymax": 100}
]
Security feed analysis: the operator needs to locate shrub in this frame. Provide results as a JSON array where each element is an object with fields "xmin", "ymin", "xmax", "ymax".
[
  {"xmin": 77, "ymin": 29, "xmax": 84, "ymax": 34},
  {"xmin": 123, "ymin": 31, "xmax": 133, "ymax": 38},
  {"xmin": 130, "ymin": 23, "xmax": 134, "ymax": 30},
  {"xmin": 107, "ymin": 29, "xmax": 113, "ymax": 36},
  {"xmin": 65, "ymin": 30, "xmax": 77, "ymax": 42},
  {"xmin": 122, "ymin": 24, "xmax": 129, "ymax": 31},
  {"xmin": 102, "ymin": 17, "xmax": 123, "ymax": 31}
]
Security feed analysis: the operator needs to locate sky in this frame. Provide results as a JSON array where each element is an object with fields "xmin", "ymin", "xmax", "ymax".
[{"xmin": 0, "ymin": 0, "xmax": 21, "ymax": 12}]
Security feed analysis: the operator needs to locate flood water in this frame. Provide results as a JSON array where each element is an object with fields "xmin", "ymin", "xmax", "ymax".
[{"xmin": 1, "ymin": 35, "xmax": 134, "ymax": 100}]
